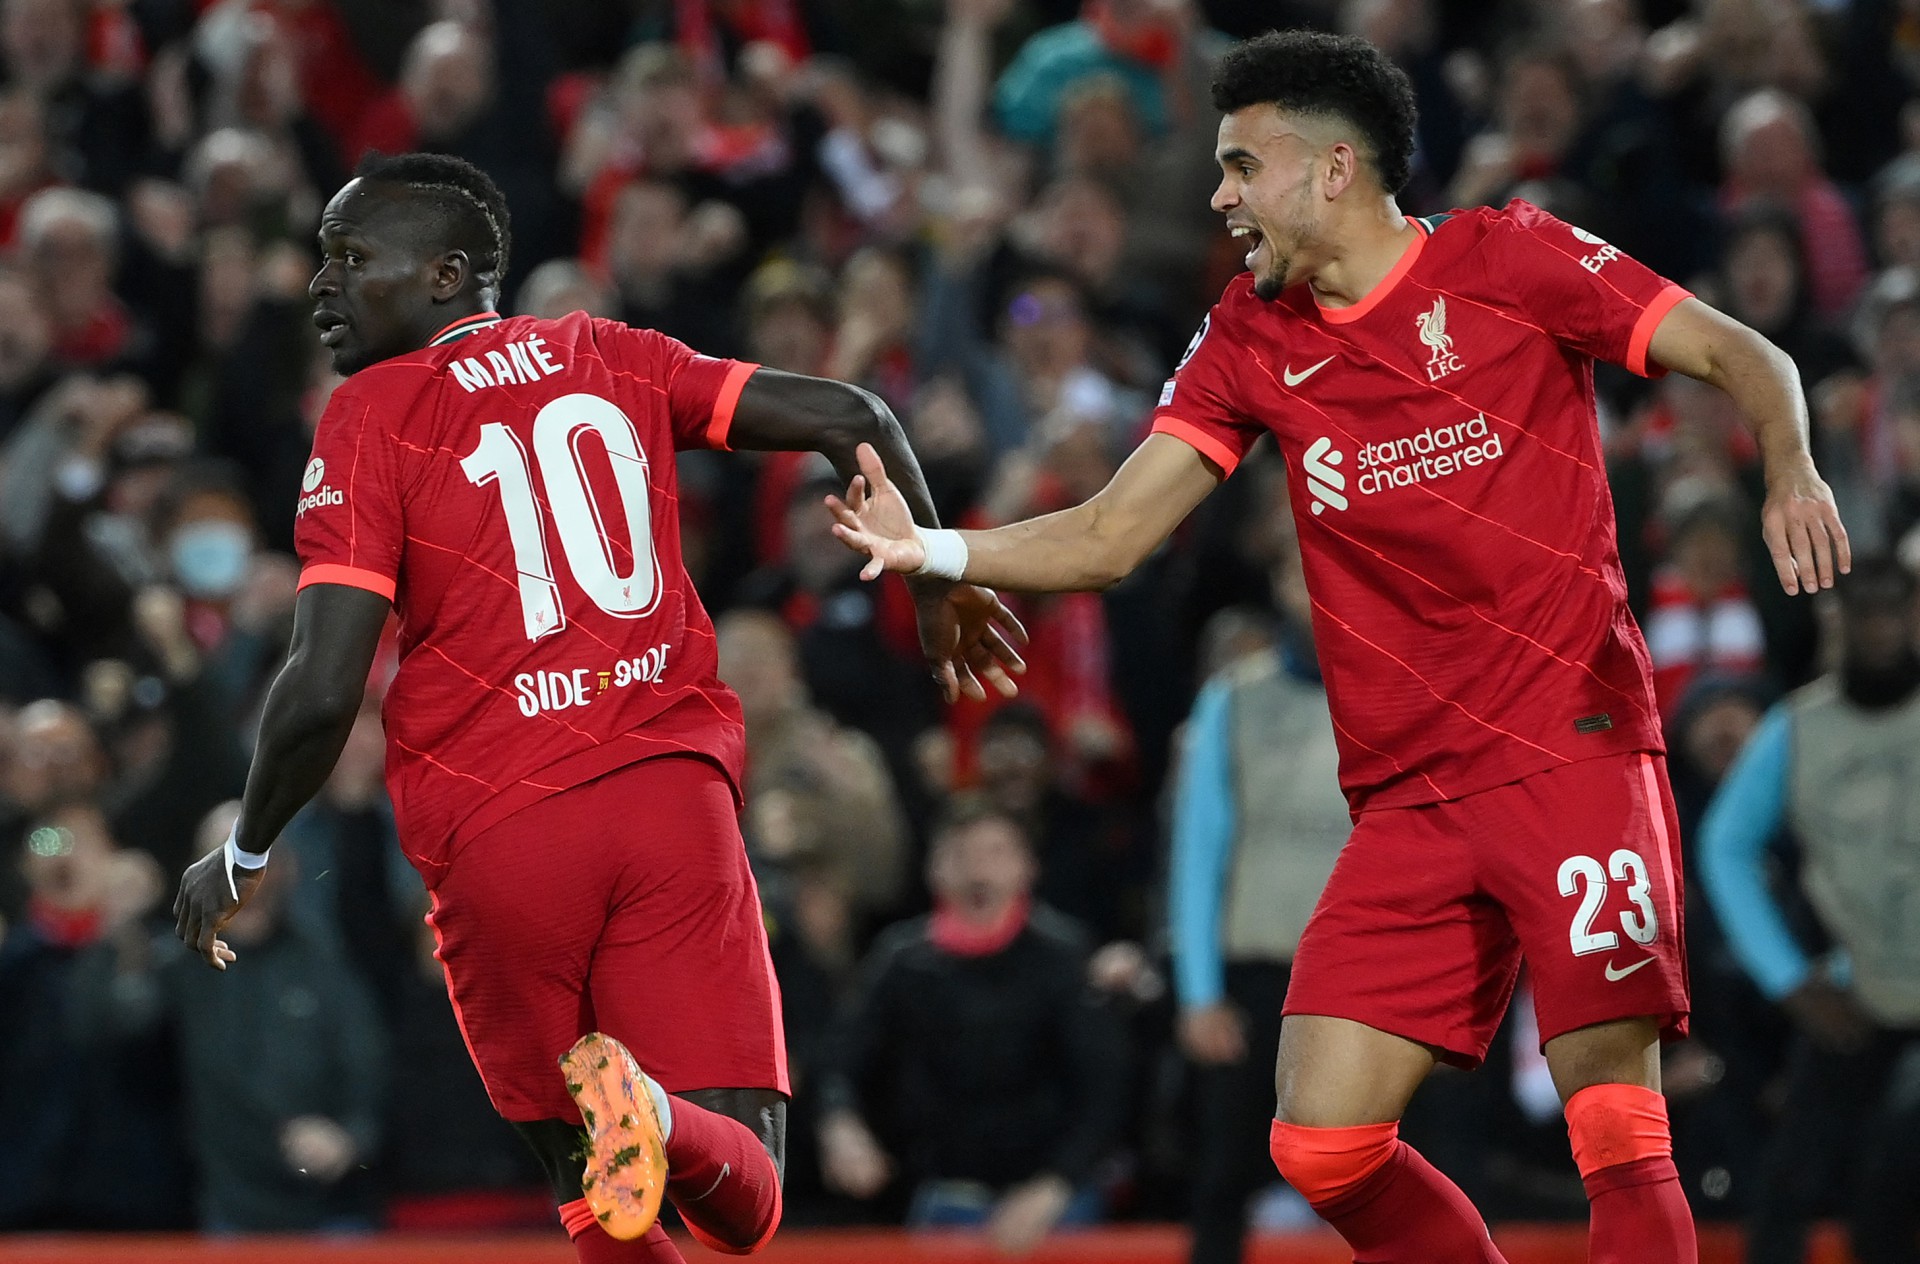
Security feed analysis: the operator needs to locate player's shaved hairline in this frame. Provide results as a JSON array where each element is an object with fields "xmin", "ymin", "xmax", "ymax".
[
  {"xmin": 1218, "ymin": 104, "xmax": 1369, "ymax": 169},
  {"xmin": 351, "ymin": 152, "xmax": 513, "ymax": 291}
]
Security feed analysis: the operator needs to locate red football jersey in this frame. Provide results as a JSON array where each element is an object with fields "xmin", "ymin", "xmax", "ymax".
[
  {"xmin": 294, "ymin": 311, "xmax": 757, "ymax": 877},
  {"xmin": 1154, "ymin": 201, "xmax": 1688, "ymax": 814}
]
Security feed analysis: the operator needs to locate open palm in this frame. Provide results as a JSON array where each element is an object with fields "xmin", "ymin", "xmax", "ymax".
[
  {"xmin": 826, "ymin": 443, "xmax": 1028, "ymax": 701},
  {"xmin": 826, "ymin": 443, "xmax": 926, "ymax": 580}
]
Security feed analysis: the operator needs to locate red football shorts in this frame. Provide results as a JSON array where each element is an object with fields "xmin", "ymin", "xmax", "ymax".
[
  {"xmin": 1284, "ymin": 750, "xmax": 1689, "ymax": 1067},
  {"xmin": 425, "ymin": 755, "xmax": 789, "ymax": 1121}
]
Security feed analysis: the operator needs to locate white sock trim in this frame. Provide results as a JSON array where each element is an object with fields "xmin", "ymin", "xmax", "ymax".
[{"xmin": 644, "ymin": 1072, "xmax": 673, "ymax": 1145}]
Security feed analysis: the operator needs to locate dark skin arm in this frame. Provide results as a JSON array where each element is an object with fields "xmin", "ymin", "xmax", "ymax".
[
  {"xmin": 727, "ymin": 368, "xmax": 1026, "ymax": 700},
  {"xmin": 172, "ymin": 583, "xmax": 389, "ymax": 967}
]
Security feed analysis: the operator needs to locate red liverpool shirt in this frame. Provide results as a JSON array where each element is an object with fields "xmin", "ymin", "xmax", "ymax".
[
  {"xmin": 1154, "ymin": 200, "xmax": 1688, "ymax": 814},
  {"xmin": 294, "ymin": 310, "xmax": 756, "ymax": 878}
]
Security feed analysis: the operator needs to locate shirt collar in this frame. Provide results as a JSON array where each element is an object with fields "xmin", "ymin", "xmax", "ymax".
[{"xmin": 428, "ymin": 312, "xmax": 503, "ymax": 346}]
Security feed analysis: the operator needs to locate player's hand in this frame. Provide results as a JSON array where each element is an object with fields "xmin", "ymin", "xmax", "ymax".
[
  {"xmin": 988, "ymin": 1172, "xmax": 1074, "ymax": 1256},
  {"xmin": 1178, "ymin": 1001, "xmax": 1249, "ymax": 1065},
  {"xmin": 1781, "ymin": 977, "xmax": 1874, "ymax": 1055},
  {"xmin": 913, "ymin": 582, "xmax": 1028, "ymax": 703},
  {"xmin": 819, "ymin": 1110, "xmax": 893, "ymax": 1199},
  {"xmin": 826, "ymin": 443, "xmax": 927, "ymax": 580},
  {"xmin": 171, "ymin": 848, "xmax": 258, "ymax": 970},
  {"xmin": 1760, "ymin": 460, "xmax": 1850, "ymax": 596}
]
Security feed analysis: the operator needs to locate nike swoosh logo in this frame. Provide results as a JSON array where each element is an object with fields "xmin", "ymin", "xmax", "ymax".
[
  {"xmin": 1282, "ymin": 355, "xmax": 1335, "ymax": 387},
  {"xmin": 1604, "ymin": 957, "xmax": 1655, "ymax": 982}
]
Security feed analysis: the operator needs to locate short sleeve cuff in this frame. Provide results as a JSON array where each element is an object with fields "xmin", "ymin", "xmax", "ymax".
[
  {"xmin": 705, "ymin": 361, "xmax": 760, "ymax": 451},
  {"xmin": 1627, "ymin": 284, "xmax": 1691, "ymax": 378},
  {"xmin": 1152, "ymin": 415, "xmax": 1245, "ymax": 477},
  {"xmin": 298, "ymin": 563, "xmax": 396, "ymax": 602}
]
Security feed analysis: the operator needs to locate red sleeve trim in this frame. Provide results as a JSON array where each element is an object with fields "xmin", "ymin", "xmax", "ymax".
[
  {"xmin": 705, "ymin": 360, "xmax": 760, "ymax": 450},
  {"xmin": 1627, "ymin": 284, "xmax": 1691, "ymax": 378},
  {"xmin": 1152, "ymin": 415, "xmax": 1242, "ymax": 476},
  {"xmin": 298, "ymin": 563, "xmax": 396, "ymax": 602}
]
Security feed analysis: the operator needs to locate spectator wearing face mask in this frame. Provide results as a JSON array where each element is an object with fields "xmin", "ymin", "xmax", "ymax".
[{"xmin": 150, "ymin": 459, "xmax": 282, "ymax": 655}]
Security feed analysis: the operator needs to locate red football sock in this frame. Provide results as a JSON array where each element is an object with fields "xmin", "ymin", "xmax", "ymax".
[
  {"xmin": 1565, "ymin": 1084, "xmax": 1696, "ymax": 1264},
  {"xmin": 662, "ymin": 1096, "xmax": 783, "ymax": 1255},
  {"xmin": 559, "ymin": 1199, "xmax": 687, "ymax": 1262},
  {"xmin": 1270, "ymin": 1121, "xmax": 1508, "ymax": 1263}
]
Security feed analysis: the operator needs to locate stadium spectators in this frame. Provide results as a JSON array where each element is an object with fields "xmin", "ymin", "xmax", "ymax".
[
  {"xmin": 1700, "ymin": 557, "xmax": 1920, "ymax": 1261},
  {"xmin": 816, "ymin": 798, "xmax": 1128, "ymax": 1251},
  {"xmin": 0, "ymin": 0, "xmax": 1914, "ymax": 1248}
]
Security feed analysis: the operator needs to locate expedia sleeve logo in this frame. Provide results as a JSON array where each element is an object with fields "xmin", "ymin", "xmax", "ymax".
[
  {"xmin": 1570, "ymin": 223, "xmax": 1621, "ymax": 273},
  {"xmin": 296, "ymin": 457, "xmax": 345, "ymax": 516}
]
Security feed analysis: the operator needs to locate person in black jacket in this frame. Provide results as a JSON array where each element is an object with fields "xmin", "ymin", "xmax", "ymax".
[{"xmin": 815, "ymin": 795, "xmax": 1127, "ymax": 1256}]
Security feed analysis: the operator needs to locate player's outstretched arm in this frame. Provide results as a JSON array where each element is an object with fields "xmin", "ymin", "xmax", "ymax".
[
  {"xmin": 727, "ymin": 367, "xmax": 1028, "ymax": 701},
  {"xmin": 172, "ymin": 583, "xmax": 388, "ymax": 968},
  {"xmin": 829, "ymin": 433, "xmax": 1222, "ymax": 594},
  {"xmin": 1649, "ymin": 297, "xmax": 1850, "ymax": 596}
]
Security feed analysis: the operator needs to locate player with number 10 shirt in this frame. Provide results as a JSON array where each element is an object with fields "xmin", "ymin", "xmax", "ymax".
[
  {"xmin": 169, "ymin": 152, "xmax": 1024, "ymax": 1264},
  {"xmin": 297, "ymin": 310, "xmax": 760, "ymax": 878}
]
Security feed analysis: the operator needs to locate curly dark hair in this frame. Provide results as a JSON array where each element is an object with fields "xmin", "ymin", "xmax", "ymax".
[
  {"xmin": 1211, "ymin": 31, "xmax": 1419, "ymax": 196},
  {"xmin": 356, "ymin": 151, "xmax": 513, "ymax": 290}
]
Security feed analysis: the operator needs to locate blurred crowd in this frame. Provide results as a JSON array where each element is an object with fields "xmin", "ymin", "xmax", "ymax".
[{"xmin": 1, "ymin": 0, "xmax": 1919, "ymax": 1257}]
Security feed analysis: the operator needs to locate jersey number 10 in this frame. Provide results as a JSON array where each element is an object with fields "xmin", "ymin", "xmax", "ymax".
[{"xmin": 460, "ymin": 392, "xmax": 663, "ymax": 641}]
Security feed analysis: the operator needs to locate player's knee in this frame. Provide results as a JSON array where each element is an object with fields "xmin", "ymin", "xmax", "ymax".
[
  {"xmin": 1563, "ymin": 1082, "xmax": 1671, "ymax": 1180},
  {"xmin": 1267, "ymin": 1119, "xmax": 1401, "ymax": 1209}
]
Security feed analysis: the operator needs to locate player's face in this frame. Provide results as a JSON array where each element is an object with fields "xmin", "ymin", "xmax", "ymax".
[
  {"xmin": 1211, "ymin": 105, "xmax": 1324, "ymax": 300},
  {"xmin": 309, "ymin": 180, "xmax": 452, "ymax": 376}
]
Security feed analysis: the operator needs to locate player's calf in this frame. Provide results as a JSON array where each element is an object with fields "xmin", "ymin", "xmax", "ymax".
[
  {"xmin": 1268, "ymin": 1120, "xmax": 1508, "ymax": 1263},
  {"xmin": 657, "ymin": 1087, "xmax": 785, "ymax": 1255},
  {"xmin": 1564, "ymin": 1083, "xmax": 1696, "ymax": 1264}
]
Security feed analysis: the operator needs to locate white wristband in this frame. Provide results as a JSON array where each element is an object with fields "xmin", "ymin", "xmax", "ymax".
[
  {"xmin": 223, "ymin": 823, "xmax": 270, "ymax": 901},
  {"xmin": 913, "ymin": 527, "xmax": 969, "ymax": 581}
]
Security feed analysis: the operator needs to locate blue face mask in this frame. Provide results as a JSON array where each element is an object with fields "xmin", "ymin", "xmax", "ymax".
[{"xmin": 170, "ymin": 520, "xmax": 251, "ymax": 597}]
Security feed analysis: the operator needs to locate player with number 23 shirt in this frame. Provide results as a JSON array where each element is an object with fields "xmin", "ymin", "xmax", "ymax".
[{"xmin": 828, "ymin": 30, "xmax": 1849, "ymax": 1264}]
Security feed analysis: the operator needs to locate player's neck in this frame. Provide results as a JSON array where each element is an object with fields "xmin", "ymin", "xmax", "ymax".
[
  {"xmin": 417, "ymin": 297, "xmax": 497, "ymax": 348},
  {"xmin": 1304, "ymin": 201, "xmax": 1417, "ymax": 311}
]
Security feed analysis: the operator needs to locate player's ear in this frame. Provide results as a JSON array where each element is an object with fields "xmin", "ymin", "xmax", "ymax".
[
  {"xmin": 1324, "ymin": 141, "xmax": 1358, "ymax": 201},
  {"xmin": 432, "ymin": 248, "xmax": 470, "ymax": 301}
]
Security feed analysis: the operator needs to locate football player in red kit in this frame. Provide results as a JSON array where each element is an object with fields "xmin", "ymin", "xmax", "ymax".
[
  {"xmin": 826, "ymin": 30, "xmax": 1848, "ymax": 1264},
  {"xmin": 171, "ymin": 152, "xmax": 1025, "ymax": 1264}
]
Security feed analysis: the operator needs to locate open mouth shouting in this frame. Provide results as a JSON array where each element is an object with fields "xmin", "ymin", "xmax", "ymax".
[{"xmin": 1230, "ymin": 221, "xmax": 1266, "ymax": 272}]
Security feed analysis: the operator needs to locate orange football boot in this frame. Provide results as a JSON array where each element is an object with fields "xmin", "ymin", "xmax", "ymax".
[{"xmin": 560, "ymin": 1032, "xmax": 670, "ymax": 1241}]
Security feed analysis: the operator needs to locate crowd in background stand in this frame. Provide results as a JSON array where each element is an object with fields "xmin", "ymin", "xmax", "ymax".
[{"xmin": 1, "ymin": 0, "xmax": 1918, "ymax": 1257}]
